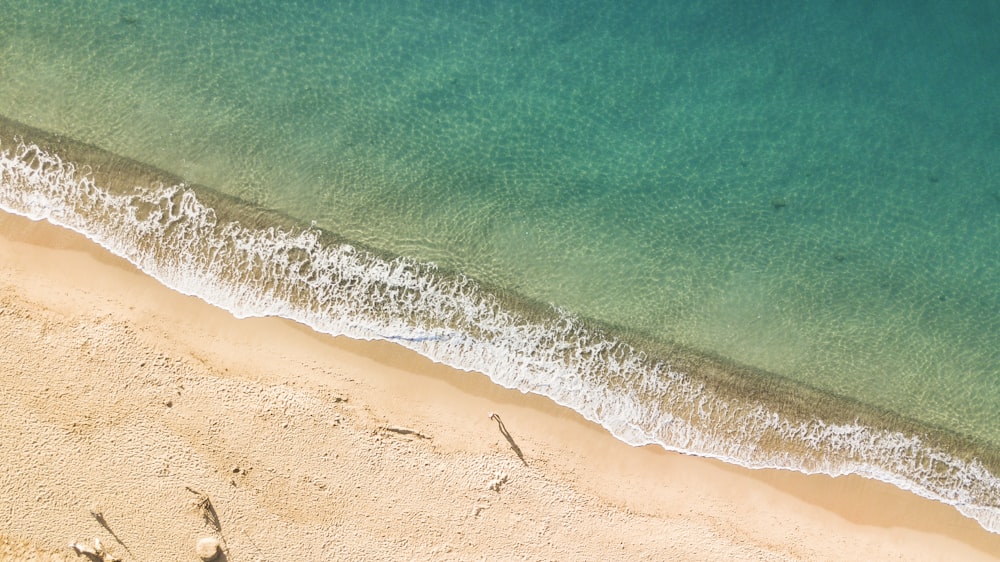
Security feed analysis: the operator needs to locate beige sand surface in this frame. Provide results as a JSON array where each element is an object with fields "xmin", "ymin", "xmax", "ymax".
[{"xmin": 1, "ymin": 210, "xmax": 998, "ymax": 561}]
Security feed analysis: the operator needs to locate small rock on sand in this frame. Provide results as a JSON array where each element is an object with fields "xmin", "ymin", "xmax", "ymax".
[{"xmin": 195, "ymin": 537, "xmax": 220, "ymax": 561}]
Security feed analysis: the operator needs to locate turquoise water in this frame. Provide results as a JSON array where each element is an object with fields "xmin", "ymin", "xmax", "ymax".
[{"xmin": 2, "ymin": 0, "xmax": 999, "ymax": 531}]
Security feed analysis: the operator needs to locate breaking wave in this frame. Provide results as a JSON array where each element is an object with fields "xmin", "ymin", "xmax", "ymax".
[{"xmin": 2, "ymin": 131, "xmax": 998, "ymax": 534}]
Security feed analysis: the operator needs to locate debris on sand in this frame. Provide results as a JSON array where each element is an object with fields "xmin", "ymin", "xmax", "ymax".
[{"xmin": 195, "ymin": 536, "xmax": 221, "ymax": 561}]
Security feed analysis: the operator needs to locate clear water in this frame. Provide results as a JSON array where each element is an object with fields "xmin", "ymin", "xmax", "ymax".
[{"xmin": 1, "ymin": 0, "xmax": 998, "ymax": 531}]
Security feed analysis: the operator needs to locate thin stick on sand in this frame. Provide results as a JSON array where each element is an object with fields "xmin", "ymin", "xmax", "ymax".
[
  {"xmin": 89, "ymin": 510, "xmax": 134, "ymax": 561},
  {"xmin": 489, "ymin": 413, "xmax": 527, "ymax": 465},
  {"xmin": 185, "ymin": 487, "xmax": 231, "ymax": 561}
]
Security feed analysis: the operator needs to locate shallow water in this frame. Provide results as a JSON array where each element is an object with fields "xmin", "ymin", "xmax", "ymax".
[{"xmin": 1, "ymin": 0, "xmax": 998, "ymax": 532}]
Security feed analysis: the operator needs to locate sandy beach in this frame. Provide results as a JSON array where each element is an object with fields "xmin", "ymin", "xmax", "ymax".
[{"xmin": 1, "ymin": 209, "xmax": 998, "ymax": 561}]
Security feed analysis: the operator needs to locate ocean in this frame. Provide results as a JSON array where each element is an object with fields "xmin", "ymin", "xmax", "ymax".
[{"xmin": 1, "ymin": 0, "xmax": 998, "ymax": 532}]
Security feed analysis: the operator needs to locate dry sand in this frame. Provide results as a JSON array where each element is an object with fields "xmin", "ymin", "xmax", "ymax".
[{"xmin": 1, "ymin": 209, "xmax": 998, "ymax": 561}]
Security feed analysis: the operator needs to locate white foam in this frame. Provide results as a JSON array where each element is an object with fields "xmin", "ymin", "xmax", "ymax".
[{"xmin": 2, "ymin": 136, "xmax": 998, "ymax": 534}]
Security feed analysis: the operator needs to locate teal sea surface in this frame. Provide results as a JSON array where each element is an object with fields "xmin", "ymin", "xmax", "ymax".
[{"xmin": 1, "ymin": 0, "xmax": 998, "ymax": 531}]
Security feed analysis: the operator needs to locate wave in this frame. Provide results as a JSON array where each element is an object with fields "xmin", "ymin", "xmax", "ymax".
[{"xmin": 2, "ymin": 123, "xmax": 998, "ymax": 534}]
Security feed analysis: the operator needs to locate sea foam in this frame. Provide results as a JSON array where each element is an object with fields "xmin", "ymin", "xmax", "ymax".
[{"xmin": 2, "ymin": 135, "xmax": 998, "ymax": 534}]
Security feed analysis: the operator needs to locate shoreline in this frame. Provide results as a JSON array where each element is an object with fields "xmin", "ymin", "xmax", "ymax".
[
  {"xmin": 5, "ymin": 121, "xmax": 1000, "ymax": 537},
  {"xmin": 2, "ymin": 210, "xmax": 999, "ymax": 560}
]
